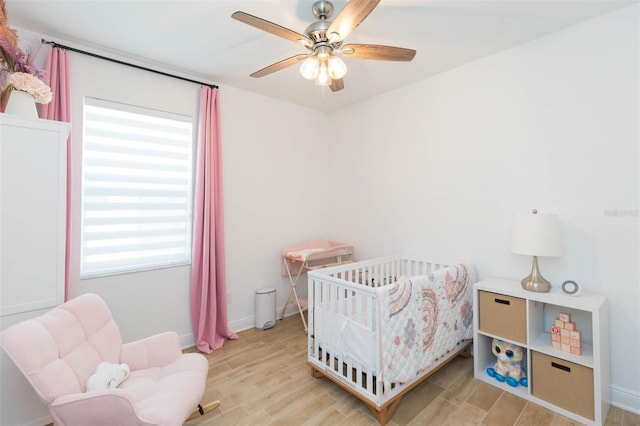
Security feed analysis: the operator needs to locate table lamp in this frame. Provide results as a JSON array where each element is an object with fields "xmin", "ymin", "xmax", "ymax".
[{"xmin": 510, "ymin": 209, "xmax": 562, "ymax": 292}]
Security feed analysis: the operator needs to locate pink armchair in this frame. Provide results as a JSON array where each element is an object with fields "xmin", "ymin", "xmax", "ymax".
[{"xmin": 0, "ymin": 293, "xmax": 216, "ymax": 426}]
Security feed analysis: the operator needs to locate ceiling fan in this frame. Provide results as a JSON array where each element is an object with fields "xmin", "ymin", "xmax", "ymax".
[{"xmin": 232, "ymin": 0, "xmax": 416, "ymax": 92}]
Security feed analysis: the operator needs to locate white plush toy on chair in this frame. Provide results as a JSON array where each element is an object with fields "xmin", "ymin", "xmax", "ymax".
[{"xmin": 86, "ymin": 362, "xmax": 130, "ymax": 392}]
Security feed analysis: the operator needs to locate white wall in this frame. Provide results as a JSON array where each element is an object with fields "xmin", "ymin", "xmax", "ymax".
[
  {"xmin": 327, "ymin": 5, "xmax": 639, "ymax": 412},
  {"xmin": 220, "ymin": 85, "xmax": 330, "ymax": 329}
]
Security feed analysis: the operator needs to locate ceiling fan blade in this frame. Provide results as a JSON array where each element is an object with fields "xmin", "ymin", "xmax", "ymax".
[
  {"xmin": 327, "ymin": 0, "xmax": 381, "ymax": 42},
  {"xmin": 232, "ymin": 11, "xmax": 312, "ymax": 47},
  {"xmin": 250, "ymin": 54, "xmax": 308, "ymax": 78},
  {"xmin": 341, "ymin": 44, "xmax": 416, "ymax": 61},
  {"xmin": 330, "ymin": 78, "xmax": 344, "ymax": 92}
]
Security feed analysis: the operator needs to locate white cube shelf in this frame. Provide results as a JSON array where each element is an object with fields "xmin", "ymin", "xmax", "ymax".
[{"xmin": 473, "ymin": 278, "xmax": 609, "ymax": 425}]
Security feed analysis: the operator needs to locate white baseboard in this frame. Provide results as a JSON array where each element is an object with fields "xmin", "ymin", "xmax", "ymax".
[
  {"xmin": 611, "ymin": 384, "xmax": 640, "ymax": 414},
  {"xmin": 22, "ymin": 414, "xmax": 52, "ymax": 426},
  {"xmin": 229, "ymin": 304, "xmax": 301, "ymax": 333},
  {"xmin": 228, "ymin": 314, "xmax": 255, "ymax": 333},
  {"xmin": 179, "ymin": 333, "xmax": 195, "ymax": 349},
  {"xmin": 180, "ymin": 304, "xmax": 301, "ymax": 349}
]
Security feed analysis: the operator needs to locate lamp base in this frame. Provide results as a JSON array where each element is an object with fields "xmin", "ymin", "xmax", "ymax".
[{"xmin": 520, "ymin": 256, "xmax": 552, "ymax": 293}]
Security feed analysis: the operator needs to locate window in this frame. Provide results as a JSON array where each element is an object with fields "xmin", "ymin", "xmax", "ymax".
[{"xmin": 81, "ymin": 97, "xmax": 193, "ymax": 277}]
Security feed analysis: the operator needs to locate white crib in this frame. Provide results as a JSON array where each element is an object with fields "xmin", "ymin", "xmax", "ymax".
[{"xmin": 307, "ymin": 255, "xmax": 474, "ymax": 424}]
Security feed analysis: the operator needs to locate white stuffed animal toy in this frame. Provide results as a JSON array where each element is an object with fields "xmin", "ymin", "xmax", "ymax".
[{"xmin": 86, "ymin": 362, "xmax": 130, "ymax": 392}]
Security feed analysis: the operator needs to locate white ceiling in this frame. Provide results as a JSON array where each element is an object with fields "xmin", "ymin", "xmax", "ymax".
[{"xmin": 6, "ymin": 0, "xmax": 635, "ymax": 111}]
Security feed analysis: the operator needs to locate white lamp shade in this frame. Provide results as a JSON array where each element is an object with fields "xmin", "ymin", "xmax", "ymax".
[{"xmin": 510, "ymin": 211, "xmax": 562, "ymax": 257}]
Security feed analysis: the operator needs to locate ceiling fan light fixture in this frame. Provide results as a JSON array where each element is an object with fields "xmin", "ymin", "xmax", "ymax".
[
  {"xmin": 328, "ymin": 55, "xmax": 347, "ymax": 79},
  {"xmin": 300, "ymin": 56, "xmax": 320, "ymax": 80},
  {"xmin": 316, "ymin": 45, "xmax": 331, "ymax": 60},
  {"xmin": 315, "ymin": 61, "xmax": 331, "ymax": 86}
]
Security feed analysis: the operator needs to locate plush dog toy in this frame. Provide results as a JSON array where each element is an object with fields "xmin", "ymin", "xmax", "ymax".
[
  {"xmin": 86, "ymin": 362, "xmax": 130, "ymax": 392},
  {"xmin": 486, "ymin": 338, "xmax": 527, "ymax": 387}
]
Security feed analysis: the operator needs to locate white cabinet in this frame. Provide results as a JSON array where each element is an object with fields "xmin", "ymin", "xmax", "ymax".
[
  {"xmin": 0, "ymin": 114, "xmax": 70, "ymax": 426},
  {"xmin": 473, "ymin": 278, "xmax": 609, "ymax": 425}
]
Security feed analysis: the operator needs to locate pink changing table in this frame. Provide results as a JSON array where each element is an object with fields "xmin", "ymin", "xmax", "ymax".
[{"xmin": 281, "ymin": 240, "xmax": 354, "ymax": 332}]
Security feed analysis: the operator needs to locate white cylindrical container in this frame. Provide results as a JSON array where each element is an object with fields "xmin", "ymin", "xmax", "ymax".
[{"xmin": 255, "ymin": 288, "xmax": 276, "ymax": 330}]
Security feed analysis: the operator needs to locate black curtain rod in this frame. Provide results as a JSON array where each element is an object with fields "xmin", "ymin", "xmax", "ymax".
[{"xmin": 41, "ymin": 39, "xmax": 218, "ymax": 89}]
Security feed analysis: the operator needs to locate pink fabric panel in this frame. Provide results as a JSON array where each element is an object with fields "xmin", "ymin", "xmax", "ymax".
[
  {"xmin": 37, "ymin": 46, "xmax": 71, "ymax": 122},
  {"xmin": 56, "ymin": 294, "xmax": 122, "ymax": 367},
  {"xmin": 120, "ymin": 332, "xmax": 181, "ymax": 370},
  {"xmin": 31, "ymin": 359, "xmax": 84, "ymax": 401},
  {"xmin": 61, "ymin": 343, "xmax": 104, "ymax": 389},
  {"xmin": 87, "ymin": 322, "xmax": 124, "ymax": 362},
  {"xmin": 37, "ymin": 310, "xmax": 104, "ymax": 391},
  {"xmin": 190, "ymin": 87, "xmax": 238, "ymax": 353},
  {"xmin": 51, "ymin": 391, "xmax": 155, "ymax": 426},
  {"xmin": 121, "ymin": 354, "xmax": 207, "ymax": 425},
  {"xmin": 37, "ymin": 309, "xmax": 91, "ymax": 355},
  {"xmin": 284, "ymin": 240, "xmax": 351, "ymax": 253},
  {"xmin": 37, "ymin": 46, "xmax": 72, "ymax": 301},
  {"xmin": 0, "ymin": 320, "xmax": 82, "ymax": 402}
]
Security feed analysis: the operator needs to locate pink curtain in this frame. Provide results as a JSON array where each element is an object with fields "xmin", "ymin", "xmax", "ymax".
[
  {"xmin": 37, "ymin": 46, "xmax": 72, "ymax": 301},
  {"xmin": 191, "ymin": 87, "xmax": 238, "ymax": 353}
]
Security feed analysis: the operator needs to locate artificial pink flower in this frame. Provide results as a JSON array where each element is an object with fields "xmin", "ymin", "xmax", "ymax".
[{"xmin": 9, "ymin": 71, "xmax": 52, "ymax": 104}]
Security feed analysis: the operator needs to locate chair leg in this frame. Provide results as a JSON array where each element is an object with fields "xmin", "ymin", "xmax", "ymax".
[{"xmin": 186, "ymin": 400, "xmax": 220, "ymax": 421}]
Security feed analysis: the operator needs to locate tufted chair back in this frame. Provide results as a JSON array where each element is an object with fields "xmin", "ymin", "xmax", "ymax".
[{"xmin": 3, "ymin": 294, "xmax": 122, "ymax": 402}]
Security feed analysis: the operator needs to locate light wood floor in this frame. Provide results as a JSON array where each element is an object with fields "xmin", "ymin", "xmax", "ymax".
[{"xmin": 185, "ymin": 315, "xmax": 639, "ymax": 426}]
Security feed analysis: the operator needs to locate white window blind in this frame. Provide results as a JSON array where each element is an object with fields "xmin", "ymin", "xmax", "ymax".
[{"xmin": 81, "ymin": 97, "xmax": 193, "ymax": 277}]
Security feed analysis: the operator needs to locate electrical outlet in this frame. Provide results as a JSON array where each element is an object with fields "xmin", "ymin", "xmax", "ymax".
[{"xmin": 226, "ymin": 292, "xmax": 232, "ymax": 304}]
